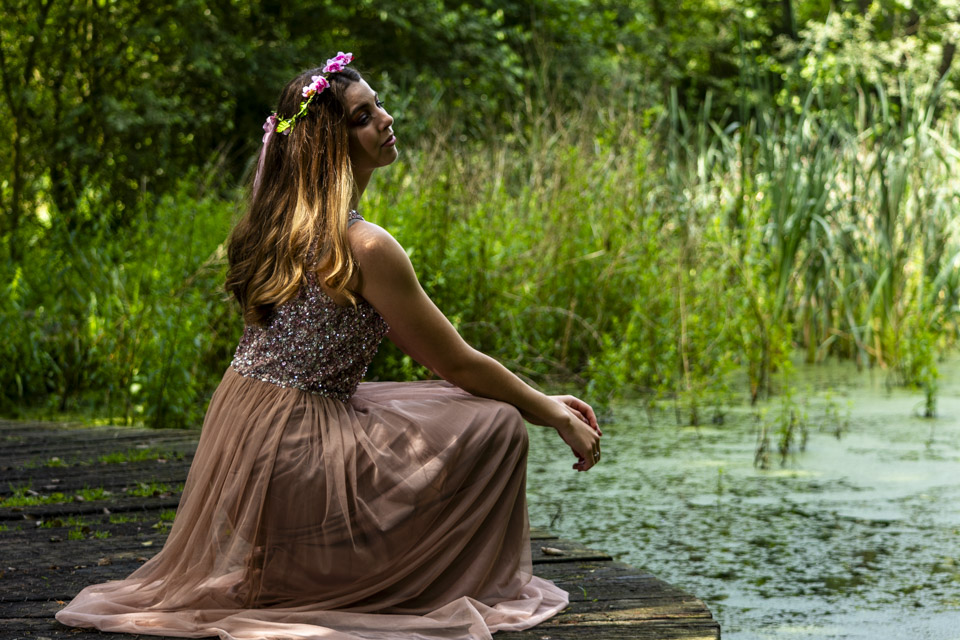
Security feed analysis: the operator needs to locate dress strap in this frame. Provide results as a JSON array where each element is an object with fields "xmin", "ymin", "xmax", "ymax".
[{"xmin": 347, "ymin": 210, "xmax": 364, "ymax": 228}]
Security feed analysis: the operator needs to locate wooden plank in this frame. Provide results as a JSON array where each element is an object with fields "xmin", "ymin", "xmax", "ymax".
[
  {"xmin": 529, "ymin": 526, "xmax": 558, "ymax": 540},
  {"xmin": 0, "ymin": 596, "xmax": 711, "ymax": 621},
  {"xmin": 499, "ymin": 620, "xmax": 721, "ymax": 640},
  {"xmin": 0, "ymin": 617, "xmax": 164, "ymax": 639},
  {"xmin": 0, "ymin": 616, "xmax": 720, "ymax": 640},
  {"xmin": 0, "ymin": 462, "xmax": 193, "ymax": 489},
  {"xmin": 0, "ymin": 419, "xmax": 720, "ymax": 640},
  {"xmin": 1, "ymin": 442, "xmax": 196, "ymax": 472},
  {"xmin": 0, "ymin": 495, "xmax": 182, "ymax": 522},
  {"xmin": 532, "ymin": 538, "xmax": 612, "ymax": 564}
]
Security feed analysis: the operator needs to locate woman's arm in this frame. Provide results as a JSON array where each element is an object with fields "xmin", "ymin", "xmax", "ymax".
[{"xmin": 349, "ymin": 221, "xmax": 602, "ymax": 471}]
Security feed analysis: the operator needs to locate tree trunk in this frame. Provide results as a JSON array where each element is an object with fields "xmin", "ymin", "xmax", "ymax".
[
  {"xmin": 781, "ymin": 0, "xmax": 796, "ymax": 40},
  {"xmin": 9, "ymin": 129, "xmax": 23, "ymax": 262},
  {"xmin": 0, "ymin": 0, "xmax": 56, "ymax": 261},
  {"xmin": 651, "ymin": 0, "xmax": 665, "ymax": 28}
]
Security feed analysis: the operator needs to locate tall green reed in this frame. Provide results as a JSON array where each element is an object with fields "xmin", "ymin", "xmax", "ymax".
[
  {"xmin": 1, "ymin": 172, "xmax": 238, "ymax": 427},
  {"xmin": 3, "ymin": 71, "xmax": 959, "ymax": 428}
]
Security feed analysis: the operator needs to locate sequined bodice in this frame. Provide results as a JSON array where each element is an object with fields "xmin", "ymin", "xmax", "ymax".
[{"xmin": 230, "ymin": 214, "xmax": 388, "ymax": 401}]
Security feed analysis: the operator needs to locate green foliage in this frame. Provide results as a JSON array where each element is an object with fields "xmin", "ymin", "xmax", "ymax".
[
  {"xmin": 0, "ymin": 171, "xmax": 238, "ymax": 427},
  {"xmin": 5, "ymin": 2, "xmax": 960, "ymax": 426},
  {"xmin": 0, "ymin": 484, "xmax": 109, "ymax": 506},
  {"xmin": 0, "ymin": 0, "xmax": 652, "ymax": 257},
  {"xmin": 821, "ymin": 391, "xmax": 852, "ymax": 438},
  {"xmin": 109, "ymin": 513, "xmax": 142, "ymax": 525},
  {"xmin": 39, "ymin": 515, "xmax": 111, "ymax": 539},
  {"xmin": 97, "ymin": 449, "xmax": 184, "ymax": 465},
  {"xmin": 40, "ymin": 516, "xmax": 89, "ymax": 529},
  {"xmin": 27, "ymin": 449, "xmax": 182, "ymax": 467},
  {"xmin": 126, "ymin": 482, "xmax": 182, "ymax": 497},
  {"xmin": 0, "ymin": 485, "xmax": 68, "ymax": 508},
  {"xmin": 0, "ymin": 0, "xmax": 272, "ymax": 256},
  {"xmin": 75, "ymin": 486, "xmax": 111, "ymax": 502},
  {"xmin": 6, "ymin": 0, "xmax": 960, "ymax": 250},
  {"xmin": 6, "ymin": 59, "xmax": 960, "ymax": 423}
]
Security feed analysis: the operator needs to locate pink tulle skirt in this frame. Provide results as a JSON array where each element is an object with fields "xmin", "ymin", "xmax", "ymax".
[{"xmin": 55, "ymin": 367, "xmax": 567, "ymax": 639}]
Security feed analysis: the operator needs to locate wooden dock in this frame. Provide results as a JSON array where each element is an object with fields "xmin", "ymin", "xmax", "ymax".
[{"xmin": 0, "ymin": 419, "xmax": 720, "ymax": 639}]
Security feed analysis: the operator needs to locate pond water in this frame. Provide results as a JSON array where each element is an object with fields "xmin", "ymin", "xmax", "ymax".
[{"xmin": 526, "ymin": 358, "xmax": 960, "ymax": 640}]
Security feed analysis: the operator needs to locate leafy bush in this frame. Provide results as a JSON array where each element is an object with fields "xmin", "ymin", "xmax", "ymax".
[{"xmin": 1, "ymin": 171, "xmax": 239, "ymax": 427}]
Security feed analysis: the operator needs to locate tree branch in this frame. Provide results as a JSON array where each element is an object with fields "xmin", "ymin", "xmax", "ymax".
[
  {"xmin": 21, "ymin": 0, "xmax": 55, "ymax": 86},
  {"xmin": 0, "ymin": 37, "xmax": 20, "ymax": 118}
]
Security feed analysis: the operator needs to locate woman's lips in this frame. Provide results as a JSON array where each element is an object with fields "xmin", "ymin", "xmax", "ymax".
[{"xmin": 382, "ymin": 135, "xmax": 397, "ymax": 148}]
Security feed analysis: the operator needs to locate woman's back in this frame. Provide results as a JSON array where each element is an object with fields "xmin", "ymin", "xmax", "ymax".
[{"xmin": 232, "ymin": 213, "xmax": 388, "ymax": 402}]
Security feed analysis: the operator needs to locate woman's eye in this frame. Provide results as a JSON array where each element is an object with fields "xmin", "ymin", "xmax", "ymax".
[{"xmin": 375, "ymin": 99, "xmax": 384, "ymax": 109}]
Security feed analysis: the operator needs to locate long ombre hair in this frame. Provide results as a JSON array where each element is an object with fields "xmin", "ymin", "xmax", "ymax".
[{"xmin": 226, "ymin": 67, "xmax": 362, "ymax": 326}]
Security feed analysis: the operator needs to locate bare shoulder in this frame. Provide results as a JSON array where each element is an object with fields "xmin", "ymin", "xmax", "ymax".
[
  {"xmin": 347, "ymin": 220, "xmax": 402, "ymax": 259},
  {"xmin": 347, "ymin": 220, "xmax": 417, "ymax": 289}
]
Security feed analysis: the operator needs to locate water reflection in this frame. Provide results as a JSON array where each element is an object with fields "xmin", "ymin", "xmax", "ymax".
[{"xmin": 526, "ymin": 358, "xmax": 960, "ymax": 639}]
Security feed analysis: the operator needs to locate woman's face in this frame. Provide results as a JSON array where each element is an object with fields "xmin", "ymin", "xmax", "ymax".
[{"xmin": 343, "ymin": 79, "xmax": 398, "ymax": 175}]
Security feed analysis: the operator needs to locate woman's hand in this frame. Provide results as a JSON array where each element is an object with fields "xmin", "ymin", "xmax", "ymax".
[{"xmin": 547, "ymin": 395, "xmax": 603, "ymax": 472}]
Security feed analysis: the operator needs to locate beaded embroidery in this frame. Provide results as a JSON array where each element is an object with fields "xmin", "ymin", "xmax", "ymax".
[{"xmin": 231, "ymin": 212, "xmax": 388, "ymax": 401}]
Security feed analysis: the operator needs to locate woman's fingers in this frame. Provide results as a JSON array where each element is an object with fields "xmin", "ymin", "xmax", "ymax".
[
  {"xmin": 566, "ymin": 423, "xmax": 600, "ymax": 472},
  {"xmin": 555, "ymin": 395, "xmax": 602, "ymax": 435},
  {"xmin": 548, "ymin": 395, "xmax": 603, "ymax": 472},
  {"xmin": 573, "ymin": 451, "xmax": 589, "ymax": 472}
]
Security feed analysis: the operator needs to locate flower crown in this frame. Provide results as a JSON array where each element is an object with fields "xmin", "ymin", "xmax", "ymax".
[{"xmin": 263, "ymin": 52, "xmax": 354, "ymax": 138}]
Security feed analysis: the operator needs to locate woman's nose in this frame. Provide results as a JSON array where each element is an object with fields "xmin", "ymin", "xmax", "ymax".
[{"xmin": 381, "ymin": 110, "xmax": 394, "ymax": 129}]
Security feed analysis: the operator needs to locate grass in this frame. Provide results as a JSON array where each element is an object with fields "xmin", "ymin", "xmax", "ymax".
[
  {"xmin": 37, "ymin": 512, "xmax": 168, "ymax": 538},
  {"xmin": 40, "ymin": 515, "xmax": 89, "ymax": 528},
  {"xmin": 126, "ymin": 482, "xmax": 183, "ymax": 497},
  {"xmin": 1, "ymin": 486, "xmax": 70, "ymax": 508},
  {"xmin": 151, "ymin": 508, "xmax": 178, "ymax": 534},
  {"xmin": 108, "ymin": 513, "xmax": 143, "ymax": 524},
  {"xmin": 37, "ymin": 515, "xmax": 112, "ymax": 540},
  {"xmin": 96, "ymin": 448, "xmax": 184, "ymax": 465},
  {"xmin": 21, "ymin": 457, "xmax": 69, "ymax": 469},
  {"xmin": 0, "ymin": 484, "xmax": 112, "ymax": 507},
  {"xmin": 75, "ymin": 486, "xmax": 111, "ymax": 501},
  {"xmin": 23, "ymin": 448, "xmax": 186, "ymax": 469},
  {"xmin": 2, "ymin": 68, "xmax": 959, "ymax": 429},
  {"xmin": 1, "ymin": 477, "xmax": 182, "ymax": 510}
]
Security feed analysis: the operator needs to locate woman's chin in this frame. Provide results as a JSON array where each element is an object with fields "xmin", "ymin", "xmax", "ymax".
[{"xmin": 383, "ymin": 145, "xmax": 399, "ymax": 164}]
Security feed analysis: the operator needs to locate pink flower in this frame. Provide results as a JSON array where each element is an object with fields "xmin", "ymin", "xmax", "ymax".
[
  {"xmin": 302, "ymin": 75, "xmax": 330, "ymax": 98},
  {"xmin": 262, "ymin": 113, "xmax": 278, "ymax": 143},
  {"xmin": 263, "ymin": 113, "xmax": 278, "ymax": 133},
  {"xmin": 322, "ymin": 52, "xmax": 353, "ymax": 73}
]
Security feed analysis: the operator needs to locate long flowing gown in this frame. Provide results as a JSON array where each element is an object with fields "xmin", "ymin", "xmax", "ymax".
[{"xmin": 55, "ymin": 213, "xmax": 568, "ymax": 640}]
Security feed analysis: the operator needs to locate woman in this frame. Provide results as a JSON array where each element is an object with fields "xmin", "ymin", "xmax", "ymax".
[{"xmin": 56, "ymin": 52, "xmax": 602, "ymax": 640}]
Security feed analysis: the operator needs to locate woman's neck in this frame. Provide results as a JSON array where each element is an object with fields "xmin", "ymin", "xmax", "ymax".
[{"xmin": 352, "ymin": 168, "xmax": 373, "ymax": 207}]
